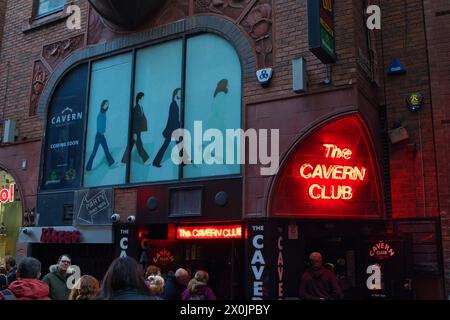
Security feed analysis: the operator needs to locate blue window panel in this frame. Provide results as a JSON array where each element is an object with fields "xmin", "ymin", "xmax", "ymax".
[
  {"xmin": 84, "ymin": 53, "xmax": 132, "ymax": 187},
  {"xmin": 130, "ymin": 40, "xmax": 183, "ymax": 183},
  {"xmin": 183, "ymin": 34, "xmax": 242, "ymax": 178}
]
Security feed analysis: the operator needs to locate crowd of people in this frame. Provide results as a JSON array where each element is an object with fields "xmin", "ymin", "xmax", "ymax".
[
  {"xmin": 0, "ymin": 254, "xmax": 217, "ymax": 300},
  {"xmin": 1, "ymin": 251, "xmax": 344, "ymax": 300}
]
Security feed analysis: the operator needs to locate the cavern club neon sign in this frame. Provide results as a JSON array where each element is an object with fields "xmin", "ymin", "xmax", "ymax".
[
  {"xmin": 0, "ymin": 184, "xmax": 15, "ymax": 203},
  {"xmin": 177, "ymin": 225, "xmax": 242, "ymax": 240},
  {"xmin": 299, "ymin": 144, "xmax": 366, "ymax": 200}
]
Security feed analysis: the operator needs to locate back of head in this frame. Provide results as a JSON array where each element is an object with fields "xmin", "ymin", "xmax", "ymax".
[
  {"xmin": 175, "ymin": 268, "xmax": 189, "ymax": 285},
  {"xmin": 69, "ymin": 275, "xmax": 100, "ymax": 300},
  {"xmin": 309, "ymin": 252, "xmax": 323, "ymax": 268},
  {"xmin": 98, "ymin": 256, "xmax": 148, "ymax": 300},
  {"xmin": 17, "ymin": 257, "xmax": 41, "ymax": 279},
  {"xmin": 194, "ymin": 270, "xmax": 209, "ymax": 283}
]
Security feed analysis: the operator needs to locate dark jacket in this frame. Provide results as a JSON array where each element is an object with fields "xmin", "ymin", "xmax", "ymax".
[
  {"xmin": 132, "ymin": 104, "xmax": 148, "ymax": 133},
  {"xmin": 42, "ymin": 265, "xmax": 71, "ymax": 300},
  {"xmin": 162, "ymin": 101, "xmax": 180, "ymax": 138},
  {"xmin": 6, "ymin": 267, "xmax": 17, "ymax": 285},
  {"xmin": 163, "ymin": 275, "xmax": 185, "ymax": 300},
  {"xmin": 299, "ymin": 266, "xmax": 343, "ymax": 300},
  {"xmin": 0, "ymin": 278, "xmax": 50, "ymax": 300},
  {"xmin": 111, "ymin": 289, "xmax": 161, "ymax": 300}
]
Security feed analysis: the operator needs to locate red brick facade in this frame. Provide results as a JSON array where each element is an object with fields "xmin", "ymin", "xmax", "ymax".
[{"xmin": 423, "ymin": 0, "xmax": 450, "ymax": 299}]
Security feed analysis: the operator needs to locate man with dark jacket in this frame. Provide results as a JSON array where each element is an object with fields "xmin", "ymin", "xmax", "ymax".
[
  {"xmin": 42, "ymin": 254, "xmax": 73, "ymax": 300},
  {"xmin": 163, "ymin": 268, "xmax": 189, "ymax": 300},
  {"xmin": 0, "ymin": 257, "xmax": 50, "ymax": 300},
  {"xmin": 0, "ymin": 256, "xmax": 17, "ymax": 290},
  {"xmin": 299, "ymin": 252, "xmax": 343, "ymax": 300}
]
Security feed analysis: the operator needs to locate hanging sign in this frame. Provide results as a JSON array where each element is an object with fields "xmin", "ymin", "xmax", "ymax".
[{"xmin": 308, "ymin": 0, "xmax": 336, "ymax": 63}]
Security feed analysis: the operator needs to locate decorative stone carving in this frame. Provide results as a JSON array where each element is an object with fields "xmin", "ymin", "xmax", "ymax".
[
  {"xmin": 42, "ymin": 34, "xmax": 84, "ymax": 70},
  {"xmin": 195, "ymin": 0, "xmax": 250, "ymax": 21},
  {"xmin": 152, "ymin": 0, "xmax": 189, "ymax": 27},
  {"xmin": 29, "ymin": 61, "xmax": 50, "ymax": 116},
  {"xmin": 241, "ymin": 2, "xmax": 272, "ymax": 67}
]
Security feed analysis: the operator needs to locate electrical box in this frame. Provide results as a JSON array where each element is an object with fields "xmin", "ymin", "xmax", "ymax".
[
  {"xmin": 293, "ymin": 57, "xmax": 308, "ymax": 93},
  {"xmin": 3, "ymin": 119, "xmax": 16, "ymax": 144}
]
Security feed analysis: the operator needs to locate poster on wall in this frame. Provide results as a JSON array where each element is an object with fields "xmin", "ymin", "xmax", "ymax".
[
  {"xmin": 83, "ymin": 53, "xmax": 132, "ymax": 187},
  {"xmin": 129, "ymin": 40, "xmax": 183, "ymax": 183},
  {"xmin": 41, "ymin": 64, "xmax": 88, "ymax": 190},
  {"xmin": 73, "ymin": 188, "xmax": 113, "ymax": 226}
]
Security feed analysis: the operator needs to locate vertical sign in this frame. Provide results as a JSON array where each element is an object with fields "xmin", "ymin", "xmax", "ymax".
[
  {"xmin": 115, "ymin": 223, "xmax": 138, "ymax": 259},
  {"xmin": 247, "ymin": 223, "xmax": 267, "ymax": 300},
  {"xmin": 42, "ymin": 64, "xmax": 88, "ymax": 190},
  {"xmin": 308, "ymin": 0, "xmax": 336, "ymax": 63}
]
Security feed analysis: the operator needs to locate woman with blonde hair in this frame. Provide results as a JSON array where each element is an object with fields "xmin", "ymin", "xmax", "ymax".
[
  {"xmin": 69, "ymin": 275, "xmax": 100, "ymax": 300},
  {"xmin": 147, "ymin": 275, "xmax": 165, "ymax": 298},
  {"xmin": 181, "ymin": 270, "xmax": 216, "ymax": 300}
]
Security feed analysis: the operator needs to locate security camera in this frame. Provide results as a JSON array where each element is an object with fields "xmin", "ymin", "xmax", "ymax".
[
  {"xmin": 127, "ymin": 215, "xmax": 136, "ymax": 223},
  {"xmin": 22, "ymin": 228, "xmax": 31, "ymax": 235},
  {"xmin": 111, "ymin": 213, "xmax": 121, "ymax": 223}
]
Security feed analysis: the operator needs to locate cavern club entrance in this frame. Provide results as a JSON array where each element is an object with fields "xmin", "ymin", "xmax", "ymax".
[
  {"xmin": 135, "ymin": 223, "xmax": 245, "ymax": 300},
  {"xmin": 246, "ymin": 220, "xmax": 414, "ymax": 300},
  {"xmin": 245, "ymin": 114, "xmax": 414, "ymax": 300}
]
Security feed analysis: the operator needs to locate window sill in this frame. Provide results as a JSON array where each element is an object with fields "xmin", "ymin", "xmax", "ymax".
[{"xmin": 22, "ymin": 8, "xmax": 69, "ymax": 33}]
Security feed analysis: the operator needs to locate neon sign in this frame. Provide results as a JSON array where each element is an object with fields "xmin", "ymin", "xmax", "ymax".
[
  {"xmin": 299, "ymin": 144, "xmax": 367, "ymax": 200},
  {"xmin": 177, "ymin": 225, "xmax": 242, "ymax": 240},
  {"xmin": 271, "ymin": 115, "xmax": 383, "ymax": 219},
  {"xmin": 369, "ymin": 241, "xmax": 395, "ymax": 258},
  {"xmin": 0, "ymin": 184, "xmax": 14, "ymax": 203}
]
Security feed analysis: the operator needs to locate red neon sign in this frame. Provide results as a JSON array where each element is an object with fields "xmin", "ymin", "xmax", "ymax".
[
  {"xmin": 40, "ymin": 228, "xmax": 81, "ymax": 244},
  {"xmin": 177, "ymin": 225, "xmax": 242, "ymax": 240},
  {"xmin": 271, "ymin": 115, "xmax": 383, "ymax": 219},
  {"xmin": 299, "ymin": 144, "xmax": 367, "ymax": 200},
  {"xmin": 0, "ymin": 184, "xmax": 14, "ymax": 203}
]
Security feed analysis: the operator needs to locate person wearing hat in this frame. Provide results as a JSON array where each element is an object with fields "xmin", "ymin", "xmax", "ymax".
[{"xmin": 181, "ymin": 270, "xmax": 216, "ymax": 300}]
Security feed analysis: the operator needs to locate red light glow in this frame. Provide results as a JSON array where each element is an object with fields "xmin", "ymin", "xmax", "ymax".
[{"xmin": 176, "ymin": 225, "xmax": 242, "ymax": 240}]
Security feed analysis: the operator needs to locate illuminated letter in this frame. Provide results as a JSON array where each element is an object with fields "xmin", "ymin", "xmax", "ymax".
[
  {"xmin": 342, "ymin": 186, "xmax": 353, "ymax": 200},
  {"xmin": 299, "ymin": 164, "xmax": 313, "ymax": 179},
  {"xmin": 323, "ymin": 144, "xmax": 335, "ymax": 158},
  {"xmin": 354, "ymin": 167, "xmax": 366, "ymax": 181},
  {"xmin": 311, "ymin": 165, "xmax": 323, "ymax": 179},
  {"xmin": 309, "ymin": 184, "xmax": 321, "ymax": 200}
]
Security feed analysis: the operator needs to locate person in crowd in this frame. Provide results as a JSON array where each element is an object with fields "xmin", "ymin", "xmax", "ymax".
[
  {"xmin": 0, "ymin": 256, "xmax": 17, "ymax": 290},
  {"xmin": 96, "ymin": 256, "xmax": 160, "ymax": 300},
  {"xmin": 69, "ymin": 275, "xmax": 100, "ymax": 300},
  {"xmin": 0, "ymin": 257, "xmax": 50, "ymax": 300},
  {"xmin": 42, "ymin": 254, "xmax": 74, "ymax": 300},
  {"xmin": 163, "ymin": 267, "xmax": 189, "ymax": 300},
  {"xmin": 147, "ymin": 275, "xmax": 165, "ymax": 298},
  {"xmin": 181, "ymin": 270, "xmax": 217, "ymax": 300},
  {"xmin": 299, "ymin": 252, "xmax": 343, "ymax": 300},
  {"xmin": 0, "ymin": 265, "xmax": 7, "ymax": 289},
  {"xmin": 145, "ymin": 265, "xmax": 161, "ymax": 278}
]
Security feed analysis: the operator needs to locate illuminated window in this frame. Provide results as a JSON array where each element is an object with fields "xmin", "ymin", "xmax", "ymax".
[{"xmin": 35, "ymin": 0, "xmax": 66, "ymax": 17}]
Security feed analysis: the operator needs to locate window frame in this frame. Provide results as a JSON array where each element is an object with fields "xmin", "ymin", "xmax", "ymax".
[
  {"xmin": 42, "ymin": 33, "xmax": 244, "ymax": 191},
  {"xmin": 33, "ymin": 0, "xmax": 66, "ymax": 19}
]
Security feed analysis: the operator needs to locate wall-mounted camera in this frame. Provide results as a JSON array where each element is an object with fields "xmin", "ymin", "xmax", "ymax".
[
  {"xmin": 111, "ymin": 213, "xmax": 121, "ymax": 223},
  {"xmin": 127, "ymin": 215, "xmax": 136, "ymax": 223},
  {"xmin": 22, "ymin": 228, "xmax": 31, "ymax": 235}
]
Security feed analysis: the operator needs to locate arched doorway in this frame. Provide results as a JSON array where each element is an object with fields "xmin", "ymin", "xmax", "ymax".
[{"xmin": 0, "ymin": 168, "xmax": 22, "ymax": 265}]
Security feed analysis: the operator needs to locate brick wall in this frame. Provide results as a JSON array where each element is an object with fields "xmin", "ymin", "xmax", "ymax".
[
  {"xmin": 0, "ymin": 0, "xmax": 89, "ymax": 142},
  {"xmin": 379, "ymin": 0, "xmax": 439, "ymax": 219},
  {"xmin": 423, "ymin": 0, "xmax": 450, "ymax": 299}
]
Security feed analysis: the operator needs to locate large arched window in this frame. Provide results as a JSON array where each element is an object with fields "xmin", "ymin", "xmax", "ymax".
[{"xmin": 41, "ymin": 34, "xmax": 242, "ymax": 190}]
